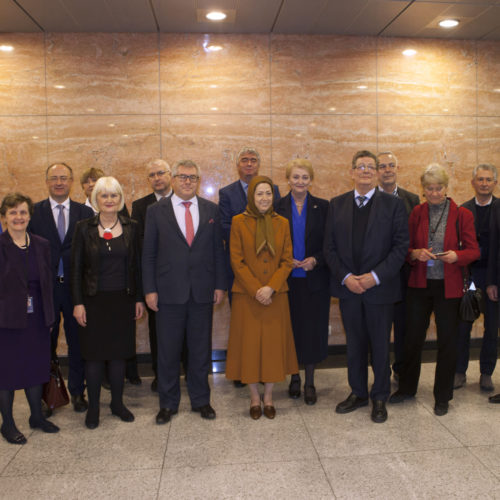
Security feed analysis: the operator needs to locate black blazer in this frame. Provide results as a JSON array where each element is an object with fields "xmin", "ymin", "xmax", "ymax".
[
  {"xmin": 0, "ymin": 232, "xmax": 54, "ymax": 329},
  {"xmin": 323, "ymin": 189, "xmax": 409, "ymax": 304},
  {"xmin": 142, "ymin": 196, "xmax": 226, "ymax": 304},
  {"xmin": 29, "ymin": 198, "xmax": 94, "ymax": 280},
  {"xmin": 396, "ymin": 186, "xmax": 420, "ymax": 217},
  {"xmin": 275, "ymin": 192, "xmax": 329, "ymax": 292},
  {"xmin": 131, "ymin": 192, "xmax": 160, "ymax": 241},
  {"xmin": 70, "ymin": 215, "xmax": 143, "ymax": 305}
]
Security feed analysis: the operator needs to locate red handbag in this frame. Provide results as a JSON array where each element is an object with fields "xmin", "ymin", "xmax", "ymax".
[{"xmin": 42, "ymin": 360, "xmax": 70, "ymax": 409}]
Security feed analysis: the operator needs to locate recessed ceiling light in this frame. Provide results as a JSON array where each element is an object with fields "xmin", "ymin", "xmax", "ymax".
[
  {"xmin": 0, "ymin": 45, "xmax": 14, "ymax": 52},
  {"xmin": 357, "ymin": 85, "xmax": 368, "ymax": 90},
  {"xmin": 402, "ymin": 49, "xmax": 417, "ymax": 57},
  {"xmin": 494, "ymin": 88, "xmax": 500, "ymax": 93},
  {"xmin": 210, "ymin": 107, "xmax": 218, "ymax": 111},
  {"xmin": 206, "ymin": 11, "xmax": 226, "ymax": 21},
  {"xmin": 439, "ymin": 19, "xmax": 459, "ymax": 28},
  {"xmin": 206, "ymin": 45, "xmax": 223, "ymax": 52},
  {"xmin": 209, "ymin": 84, "xmax": 218, "ymax": 88},
  {"xmin": 54, "ymin": 85, "xmax": 66, "ymax": 89},
  {"xmin": 329, "ymin": 107, "xmax": 336, "ymax": 112},
  {"xmin": 32, "ymin": 136, "xmax": 39, "ymax": 139},
  {"xmin": 108, "ymin": 123, "xmax": 116, "ymax": 127}
]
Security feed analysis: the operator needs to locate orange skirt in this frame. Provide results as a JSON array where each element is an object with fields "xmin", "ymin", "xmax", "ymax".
[{"xmin": 225, "ymin": 292, "xmax": 298, "ymax": 384}]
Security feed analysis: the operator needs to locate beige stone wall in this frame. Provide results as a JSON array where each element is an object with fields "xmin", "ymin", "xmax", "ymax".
[{"xmin": 0, "ymin": 32, "xmax": 498, "ymax": 353}]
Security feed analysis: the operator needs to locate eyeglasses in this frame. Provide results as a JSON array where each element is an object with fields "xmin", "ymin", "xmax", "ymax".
[
  {"xmin": 353, "ymin": 164, "xmax": 376, "ymax": 171},
  {"xmin": 148, "ymin": 170, "xmax": 169, "ymax": 179},
  {"xmin": 239, "ymin": 157, "xmax": 258, "ymax": 164},
  {"xmin": 378, "ymin": 163, "xmax": 396, "ymax": 170},
  {"xmin": 174, "ymin": 174, "xmax": 199, "ymax": 183},
  {"xmin": 47, "ymin": 176, "xmax": 72, "ymax": 182}
]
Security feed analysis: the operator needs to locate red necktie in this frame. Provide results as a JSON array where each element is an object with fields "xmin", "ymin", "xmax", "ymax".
[{"xmin": 182, "ymin": 201, "xmax": 194, "ymax": 246}]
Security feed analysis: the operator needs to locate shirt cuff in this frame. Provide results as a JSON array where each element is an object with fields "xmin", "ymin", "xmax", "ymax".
[
  {"xmin": 371, "ymin": 271, "xmax": 380, "ymax": 285},
  {"xmin": 341, "ymin": 273, "xmax": 352, "ymax": 285}
]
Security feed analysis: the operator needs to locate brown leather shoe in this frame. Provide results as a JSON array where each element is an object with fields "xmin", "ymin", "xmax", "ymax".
[
  {"xmin": 249, "ymin": 405, "xmax": 262, "ymax": 420},
  {"xmin": 263, "ymin": 405, "xmax": 276, "ymax": 419}
]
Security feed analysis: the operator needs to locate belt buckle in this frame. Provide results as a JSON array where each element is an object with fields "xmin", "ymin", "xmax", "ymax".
[{"xmin": 56, "ymin": 276, "xmax": 64, "ymax": 284}]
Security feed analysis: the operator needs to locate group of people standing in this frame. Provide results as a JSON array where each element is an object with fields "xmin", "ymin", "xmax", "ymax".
[{"xmin": 0, "ymin": 147, "xmax": 498, "ymax": 445}]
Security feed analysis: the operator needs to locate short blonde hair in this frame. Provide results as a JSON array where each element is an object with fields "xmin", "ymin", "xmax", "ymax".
[
  {"xmin": 285, "ymin": 158, "xmax": 314, "ymax": 180},
  {"xmin": 421, "ymin": 164, "xmax": 449, "ymax": 188},
  {"xmin": 91, "ymin": 176, "xmax": 125, "ymax": 212}
]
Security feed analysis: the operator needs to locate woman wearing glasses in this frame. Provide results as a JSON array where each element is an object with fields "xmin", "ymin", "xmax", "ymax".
[
  {"xmin": 390, "ymin": 164, "xmax": 479, "ymax": 416},
  {"xmin": 71, "ymin": 177, "xmax": 144, "ymax": 429}
]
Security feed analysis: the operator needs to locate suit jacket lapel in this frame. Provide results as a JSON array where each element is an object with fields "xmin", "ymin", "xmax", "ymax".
[
  {"xmin": 43, "ymin": 199, "xmax": 62, "ymax": 245},
  {"xmin": 305, "ymin": 193, "xmax": 316, "ymax": 241},
  {"xmin": 362, "ymin": 190, "xmax": 379, "ymax": 262},
  {"xmin": 237, "ymin": 181, "xmax": 247, "ymax": 211},
  {"xmin": 164, "ymin": 198, "xmax": 187, "ymax": 244},
  {"xmin": 282, "ymin": 193, "xmax": 294, "ymax": 240},
  {"xmin": 192, "ymin": 197, "xmax": 208, "ymax": 247},
  {"xmin": 340, "ymin": 192, "xmax": 354, "ymax": 270},
  {"xmin": 65, "ymin": 200, "xmax": 79, "ymax": 245}
]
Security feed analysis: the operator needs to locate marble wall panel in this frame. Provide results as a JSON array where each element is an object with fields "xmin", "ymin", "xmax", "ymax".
[
  {"xmin": 160, "ymin": 34, "xmax": 270, "ymax": 115},
  {"xmin": 271, "ymin": 35, "xmax": 377, "ymax": 115},
  {"xmin": 0, "ymin": 116, "xmax": 48, "ymax": 201},
  {"xmin": 0, "ymin": 33, "xmax": 46, "ymax": 116},
  {"xmin": 46, "ymin": 114, "xmax": 161, "ymax": 209},
  {"xmin": 377, "ymin": 37, "xmax": 477, "ymax": 117},
  {"xmin": 377, "ymin": 115, "xmax": 478, "ymax": 205},
  {"xmin": 45, "ymin": 33, "xmax": 160, "ymax": 115},
  {"xmin": 477, "ymin": 41, "xmax": 500, "ymax": 117},
  {"xmin": 478, "ymin": 117, "xmax": 500, "ymax": 165},
  {"xmin": 271, "ymin": 114, "xmax": 378, "ymax": 201}
]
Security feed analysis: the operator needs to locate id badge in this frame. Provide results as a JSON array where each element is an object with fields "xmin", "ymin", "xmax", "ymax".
[
  {"xmin": 427, "ymin": 259, "xmax": 434, "ymax": 267},
  {"xmin": 27, "ymin": 295, "xmax": 34, "ymax": 314}
]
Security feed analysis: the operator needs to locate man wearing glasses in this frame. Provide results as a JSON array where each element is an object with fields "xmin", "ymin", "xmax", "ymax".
[
  {"xmin": 377, "ymin": 152, "xmax": 420, "ymax": 382},
  {"xmin": 324, "ymin": 150, "xmax": 409, "ymax": 423},
  {"xmin": 218, "ymin": 147, "xmax": 280, "ymax": 387},
  {"xmin": 131, "ymin": 159, "xmax": 172, "ymax": 392},
  {"xmin": 142, "ymin": 160, "xmax": 226, "ymax": 424},
  {"xmin": 29, "ymin": 163, "xmax": 94, "ymax": 413}
]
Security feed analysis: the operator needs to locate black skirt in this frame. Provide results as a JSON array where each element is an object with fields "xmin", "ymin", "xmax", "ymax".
[
  {"xmin": 288, "ymin": 277, "xmax": 330, "ymax": 365},
  {"xmin": 79, "ymin": 290, "xmax": 135, "ymax": 361}
]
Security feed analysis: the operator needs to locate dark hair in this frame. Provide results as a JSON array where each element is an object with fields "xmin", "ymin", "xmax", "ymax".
[
  {"xmin": 0, "ymin": 192, "xmax": 34, "ymax": 217},
  {"xmin": 80, "ymin": 167, "xmax": 105, "ymax": 185},
  {"xmin": 351, "ymin": 150, "xmax": 378, "ymax": 170},
  {"xmin": 45, "ymin": 162, "xmax": 73, "ymax": 178}
]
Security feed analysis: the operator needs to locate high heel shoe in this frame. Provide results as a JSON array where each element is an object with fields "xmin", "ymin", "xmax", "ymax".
[
  {"xmin": 1, "ymin": 425, "xmax": 27, "ymax": 445},
  {"xmin": 28, "ymin": 417, "xmax": 59, "ymax": 433}
]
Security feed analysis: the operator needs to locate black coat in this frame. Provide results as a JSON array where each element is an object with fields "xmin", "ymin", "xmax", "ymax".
[{"xmin": 70, "ymin": 215, "xmax": 143, "ymax": 304}]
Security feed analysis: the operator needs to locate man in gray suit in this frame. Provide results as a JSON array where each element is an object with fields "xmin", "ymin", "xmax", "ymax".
[
  {"xmin": 377, "ymin": 151, "xmax": 420, "ymax": 380},
  {"xmin": 142, "ymin": 160, "xmax": 226, "ymax": 424}
]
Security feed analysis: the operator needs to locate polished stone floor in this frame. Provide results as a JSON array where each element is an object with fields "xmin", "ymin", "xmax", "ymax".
[{"xmin": 0, "ymin": 359, "xmax": 499, "ymax": 499}]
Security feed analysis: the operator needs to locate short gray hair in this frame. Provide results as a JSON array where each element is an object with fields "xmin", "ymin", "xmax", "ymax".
[
  {"xmin": 421, "ymin": 164, "xmax": 449, "ymax": 188},
  {"xmin": 473, "ymin": 163, "xmax": 497, "ymax": 181},
  {"xmin": 147, "ymin": 158, "xmax": 170, "ymax": 174},
  {"xmin": 236, "ymin": 147, "xmax": 261, "ymax": 165},
  {"xmin": 91, "ymin": 176, "xmax": 125, "ymax": 212},
  {"xmin": 377, "ymin": 151, "xmax": 398, "ymax": 167},
  {"xmin": 172, "ymin": 160, "xmax": 201, "ymax": 178}
]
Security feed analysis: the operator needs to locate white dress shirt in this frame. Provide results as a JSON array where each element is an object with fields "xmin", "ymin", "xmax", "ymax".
[
  {"xmin": 171, "ymin": 193, "xmax": 199, "ymax": 239},
  {"xmin": 49, "ymin": 197, "xmax": 70, "ymax": 235}
]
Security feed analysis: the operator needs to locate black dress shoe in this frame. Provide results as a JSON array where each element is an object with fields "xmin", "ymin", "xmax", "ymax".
[
  {"xmin": 28, "ymin": 417, "xmax": 60, "ymax": 433},
  {"xmin": 85, "ymin": 409, "xmax": 99, "ymax": 430},
  {"xmin": 71, "ymin": 394, "xmax": 88, "ymax": 413},
  {"xmin": 489, "ymin": 393, "xmax": 500, "ymax": 403},
  {"xmin": 288, "ymin": 378, "xmax": 301, "ymax": 399},
  {"xmin": 304, "ymin": 385, "xmax": 317, "ymax": 405},
  {"xmin": 110, "ymin": 404, "xmax": 135, "ymax": 422},
  {"xmin": 127, "ymin": 376, "xmax": 142, "ymax": 385},
  {"xmin": 233, "ymin": 380, "xmax": 246, "ymax": 388},
  {"xmin": 335, "ymin": 393, "xmax": 368, "ymax": 414},
  {"xmin": 388, "ymin": 390, "xmax": 413, "ymax": 404},
  {"xmin": 156, "ymin": 408, "xmax": 177, "ymax": 425},
  {"xmin": 434, "ymin": 401, "xmax": 448, "ymax": 416},
  {"xmin": 1, "ymin": 425, "xmax": 26, "ymax": 445},
  {"xmin": 192, "ymin": 404, "xmax": 216, "ymax": 419},
  {"xmin": 151, "ymin": 377, "xmax": 158, "ymax": 392},
  {"xmin": 371, "ymin": 400, "xmax": 388, "ymax": 423}
]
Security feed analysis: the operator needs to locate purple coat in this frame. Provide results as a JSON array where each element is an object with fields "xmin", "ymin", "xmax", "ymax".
[{"xmin": 0, "ymin": 231, "xmax": 55, "ymax": 329}]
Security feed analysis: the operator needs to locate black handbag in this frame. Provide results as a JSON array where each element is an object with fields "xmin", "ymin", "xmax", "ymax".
[{"xmin": 456, "ymin": 218, "xmax": 483, "ymax": 322}]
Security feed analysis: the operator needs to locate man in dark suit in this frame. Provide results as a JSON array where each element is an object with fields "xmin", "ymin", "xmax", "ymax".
[
  {"xmin": 143, "ymin": 160, "xmax": 226, "ymax": 424},
  {"xmin": 457, "ymin": 164, "xmax": 498, "ymax": 392},
  {"xmin": 377, "ymin": 151, "xmax": 420, "ymax": 379},
  {"xmin": 29, "ymin": 163, "xmax": 94, "ymax": 412},
  {"xmin": 324, "ymin": 150, "xmax": 409, "ymax": 423},
  {"xmin": 131, "ymin": 159, "xmax": 172, "ymax": 391},
  {"xmin": 219, "ymin": 147, "xmax": 280, "ymax": 387}
]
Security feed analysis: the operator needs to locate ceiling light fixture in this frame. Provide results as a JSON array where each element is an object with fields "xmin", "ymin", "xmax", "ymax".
[
  {"xmin": 206, "ymin": 45, "xmax": 223, "ymax": 52},
  {"xmin": 54, "ymin": 85, "xmax": 66, "ymax": 89},
  {"xmin": 402, "ymin": 49, "xmax": 417, "ymax": 57},
  {"xmin": 0, "ymin": 45, "xmax": 14, "ymax": 52},
  {"xmin": 206, "ymin": 11, "xmax": 226, "ymax": 21},
  {"xmin": 357, "ymin": 85, "xmax": 368, "ymax": 90},
  {"xmin": 439, "ymin": 19, "xmax": 459, "ymax": 28}
]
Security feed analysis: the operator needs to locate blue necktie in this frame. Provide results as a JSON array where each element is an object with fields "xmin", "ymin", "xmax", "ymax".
[
  {"xmin": 57, "ymin": 205, "xmax": 65, "ymax": 276},
  {"xmin": 357, "ymin": 195, "xmax": 367, "ymax": 208}
]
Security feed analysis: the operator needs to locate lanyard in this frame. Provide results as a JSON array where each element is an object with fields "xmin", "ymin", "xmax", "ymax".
[{"xmin": 429, "ymin": 199, "xmax": 448, "ymax": 247}]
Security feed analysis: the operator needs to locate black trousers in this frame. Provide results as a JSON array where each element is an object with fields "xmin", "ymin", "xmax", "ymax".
[{"xmin": 399, "ymin": 280, "xmax": 460, "ymax": 403}]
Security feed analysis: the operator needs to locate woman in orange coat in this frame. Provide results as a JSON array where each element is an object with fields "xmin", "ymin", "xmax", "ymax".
[{"xmin": 225, "ymin": 176, "xmax": 298, "ymax": 420}]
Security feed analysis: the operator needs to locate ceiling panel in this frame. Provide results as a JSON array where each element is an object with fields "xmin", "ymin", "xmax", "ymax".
[
  {"xmin": 0, "ymin": 0, "xmax": 41, "ymax": 32},
  {"xmin": 15, "ymin": 0, "xmax": 157, "ymax": 32}
]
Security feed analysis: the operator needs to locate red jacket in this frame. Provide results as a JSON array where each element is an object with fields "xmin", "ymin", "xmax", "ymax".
[{"xmin": 407, "ymin": 199, "xmax": 480, "ymax": 298}]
